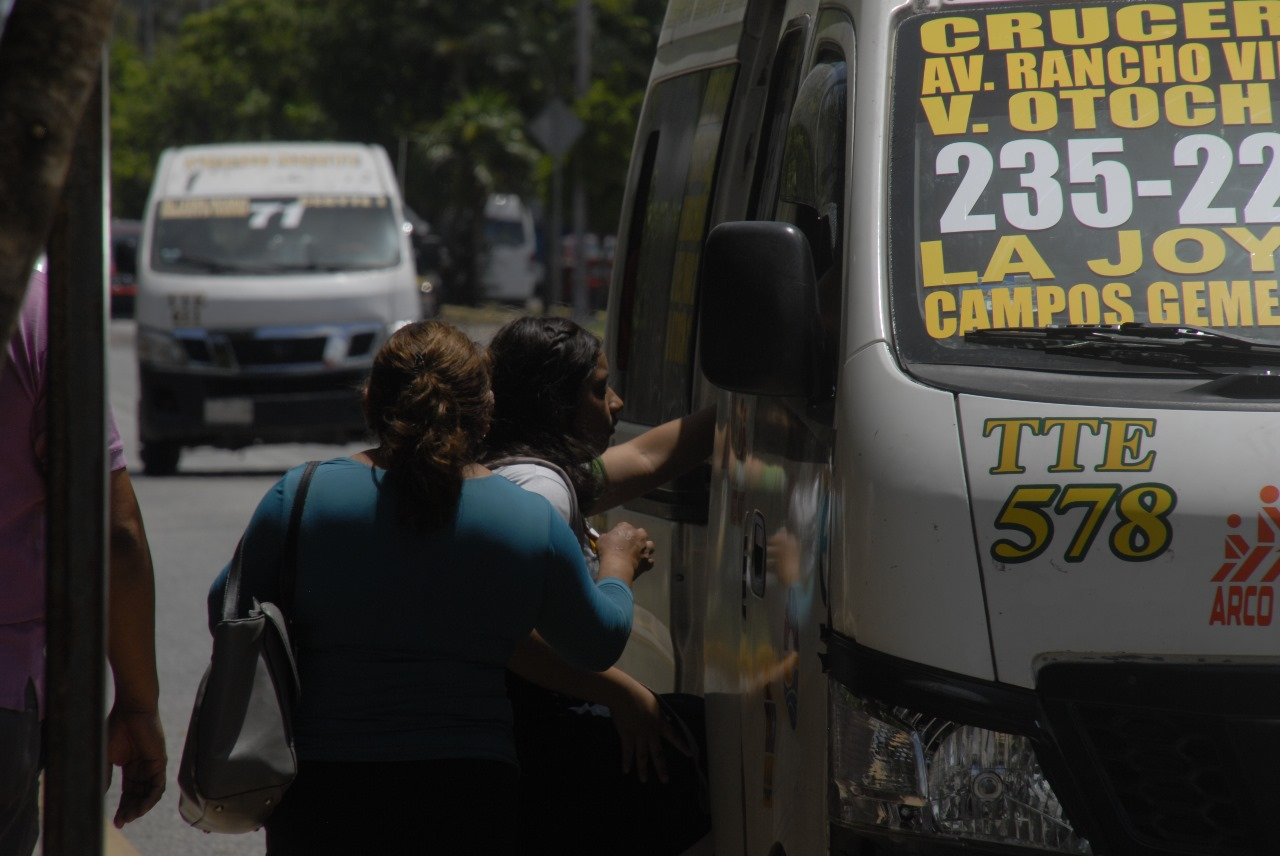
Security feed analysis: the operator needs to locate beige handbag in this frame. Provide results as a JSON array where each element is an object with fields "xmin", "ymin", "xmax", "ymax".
[{"xmin": 177, "ymin": 460, "xmax": 317, "ymax": 833}]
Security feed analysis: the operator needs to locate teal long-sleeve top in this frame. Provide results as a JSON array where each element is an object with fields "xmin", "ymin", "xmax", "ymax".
[{"xmin": 207, "ymin": 458, "xmax": 634, "ymax": 766}]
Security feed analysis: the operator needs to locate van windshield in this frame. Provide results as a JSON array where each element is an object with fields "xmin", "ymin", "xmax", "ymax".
[
  {"xmin": 888, "ymin": 1, "xmax": 1280, "ymax": 373},
  {"xmin": 150, "ymin": 195, "xmax": 402, "ymax": 274}
]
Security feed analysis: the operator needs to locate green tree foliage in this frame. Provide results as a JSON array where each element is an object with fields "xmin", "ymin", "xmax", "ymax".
[
  {"xmin": 109, "ymin": 0, "xmax": 667, "ymax": 294},
  {"xmin": 111, "ymin": 0, "xmax": 330, "ymax": 217}
]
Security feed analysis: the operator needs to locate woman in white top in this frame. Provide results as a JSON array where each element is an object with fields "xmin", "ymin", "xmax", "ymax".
[{"xmin": 484, "ymin": 315, "xmax": 715, "ymax": 855}]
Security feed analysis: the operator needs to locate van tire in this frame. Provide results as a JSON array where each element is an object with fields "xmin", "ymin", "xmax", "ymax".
[{"xmin": 140, "ymin": 441, "xmax": 181, "ymax": 476}]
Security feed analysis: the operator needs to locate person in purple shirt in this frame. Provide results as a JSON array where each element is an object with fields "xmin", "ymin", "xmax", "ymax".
[{"xmin": 0, "ymin": 270, "xmax": 166, "ymax": 853}]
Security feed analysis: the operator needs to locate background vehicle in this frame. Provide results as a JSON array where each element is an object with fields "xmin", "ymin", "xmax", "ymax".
[
  {"xmin": 605, "ymin": 1, "xmax": 1280, "ymax": 854},
  {"xmin": 478, "ymin": 192, "xmax": 540, "ymax": 304},
  {"xmin": 134, "ymin": 141, "xmax": 420, "ymax": 475},
  {"xmin": 109, "ymin": 218, "xmax": 142, "ymax": 317}
]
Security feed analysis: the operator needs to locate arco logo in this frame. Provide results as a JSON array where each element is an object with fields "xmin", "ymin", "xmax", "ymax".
[{"xmin": 1209, "ymin": 486, "xmax": 1278, "ymax": 627}]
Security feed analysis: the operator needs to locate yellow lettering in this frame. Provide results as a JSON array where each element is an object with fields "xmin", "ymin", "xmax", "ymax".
[
  {"xmin": 920, "ymin": 95, "xmax": 975, "ymax": 135},
  {"xmin": 1111, "ymin": 86, "xmax": 1161, "ymax": 127},
  {"xmin": 1059, "ymin": 89, "xmax": 1106, "ymax": 129},
  {"xmin": 991, "ymin": 286, "xmax": 1036, "ymax": 327},
  {"xmin": 982, "ymin": 235, "xmax": 1055, "ymax": 283},
  {"xmin": 1182, "ymin": 280, "xmax": 1210, "ymax": 324},
  {"xmin": 1257, "ymin": 279, "xmax": 1280, "ymax": 324},
  {"xmin": 1043, "ymin": 418, "xmax": 1103, "ymax": 473},
  {"xmin": 1098, "ymin": 419, "xmax": 1156, "ymax": 472},
  {"xmin": 1103, "ymin": 282, "xmax": 1136, "ymax": 323},
  {"xmin": 921, "ymin": 241, "xmax": 979, "ymax": 286},
  {"xmin": 1036, "ymin": 285, "xmax": 1068, "ymax": 325},
  {"xmin": 1153, "ymin": 228, "xmax": 1227, "ymax": 274},
  {"xmin": 1208, "ymin": 279, "xmax": 1255, "ymax": 326},
  {"xmin": 1149, "ymin": 280, "xmax": 1180, "ymax": 322},
  {"xmin": 1115, "ymin": 5, "xmax": 1178, "ymax": 42},
  {"xmin": 959, "ymin": 288, "xmax": 992, "ymax": 334},
  {"xmin": 925, "ymin": 291, "xmax": 958, "ymax": 338},
  {"xmin": 951, "ymin": 55, "xmax": 985, "ymax": 91},
  {"xmin": 920, "ymin": 17, "xmax": 981, "ymax": 54},
  {"xmin": 1089, "ymin": 230, "xmax": 1144, "ymax": 276},
  {"xmin": 1048, "ymin": 7, "xmax": 1111, "ymax": 45},
  {"xmin": 987, "ymin": 12, "xmax": 1046, "ymax": 51},
  {"xmin": 1165, "ymin": 85, "xmax": 1217, "ymax": 125},
  {"xmin": 1224, "ymin": 226, "xmax": 1280, "ymax": 272},
  {"xmin": 1183, "ymin": 1, "xmax": 1232, "ymax": 38},
  {"xmin": 1234, "ymin": 1, "xmax": 1280, "ymax": 38},
  {"xmin": 1068, "ymin": 283, "xmax": 1103, "ymax": 323},
  {"xmin": 1221, "ymin": 82, "xmax": 1274, "ymax": 124},
  {"xmin": 984, "ymin": 418, "xmax": 1043, "ymax": 474},
  {"xmin": 1009, "ymin": 91, "xmax": 1059, "ymax": 131},
  {"xmin": 922, "ymin": 58, "xmax": 957, "ymax": 94}
]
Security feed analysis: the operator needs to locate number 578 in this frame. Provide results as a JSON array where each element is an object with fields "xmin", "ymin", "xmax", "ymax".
[{"xmin": 991, "ymin": 483, "xmax": 1177, "ymax": 564}]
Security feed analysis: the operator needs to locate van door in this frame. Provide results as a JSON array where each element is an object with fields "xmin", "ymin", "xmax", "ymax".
[
  {"xmin": 606, "ymin": 61, "xmax": 740, "ymax": 695},
  {"xmin": 718, "ymin": 9, "xmax": 852, "ymax": 854}
]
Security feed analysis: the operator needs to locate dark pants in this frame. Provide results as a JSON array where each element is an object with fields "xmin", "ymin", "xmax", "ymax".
[
  {"xmin": 265, "ymin": 757, "xmax": 519, "ymax": 855},
  {"xmin": 0, "ymin": 682, "xmax": 41, "ymax": 856},
  {"xmin": 509, "ymin": 674, "xmax": 711, "ymax": 856}
]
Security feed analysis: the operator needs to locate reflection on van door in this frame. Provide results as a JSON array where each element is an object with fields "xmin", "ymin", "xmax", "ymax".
[{"xmin": 724, "ymin": 10, "xmax": 851, "ymax": 854}]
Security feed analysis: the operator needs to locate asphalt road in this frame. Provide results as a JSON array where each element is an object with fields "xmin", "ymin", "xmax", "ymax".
[{"xmin": 100, "ymin": 319, "xmax": 363, "ymax": 856}]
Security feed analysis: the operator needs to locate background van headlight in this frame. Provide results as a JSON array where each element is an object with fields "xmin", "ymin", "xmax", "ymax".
[{"xmin": 136, "ymin": 327, "xmax": 189, "ymax": 368}]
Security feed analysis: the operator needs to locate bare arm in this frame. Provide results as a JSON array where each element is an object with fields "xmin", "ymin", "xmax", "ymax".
[
  {"xmin": 105, "ymin": 467, "xmax": 167, "ymax": 827},
  {"xmin": 508, "ymin": 632, "xmax": 687, "ymax": 783},
  {"xmin": 592, "ymin": 405, "xmax": 716, "ymax": 514}
]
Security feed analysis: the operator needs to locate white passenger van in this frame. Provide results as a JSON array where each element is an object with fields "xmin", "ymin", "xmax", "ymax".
[
  {"xmin": 134, "ymin": 142, "xmax": 420, "ymax": 474},
  {"xmin": 605, "ymin": 1, "xmax": 1280, "ymax": 854},
  {"xmin": 479, "ymin": 193, "xmax": 540, "ymax": 303}
]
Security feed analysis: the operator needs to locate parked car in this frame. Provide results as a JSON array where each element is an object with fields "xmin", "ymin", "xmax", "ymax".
[{"xmin": 110, "ymin": 218, "xmax": 142, "ymax": 317}]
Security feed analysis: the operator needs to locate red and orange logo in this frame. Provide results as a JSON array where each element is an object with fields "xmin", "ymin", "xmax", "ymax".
[{"xmin": 1210, "ymin": 486, "xmax": 1279, "ymax": 626}]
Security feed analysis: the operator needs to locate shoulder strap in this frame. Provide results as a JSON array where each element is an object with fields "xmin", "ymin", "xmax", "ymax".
[
  {"xmin": 280, "ymin": 459, "xmax": 320, "ymax": 609},
  {"xmin": 221, "ymin": 460, "xmax": 320, "ymax": 622},
  {"xmin": 488, "ymin": 455, "xmax": 584, "ymax": 542}
]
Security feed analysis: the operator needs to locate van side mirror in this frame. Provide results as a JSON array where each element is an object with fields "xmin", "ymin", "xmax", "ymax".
[{"xmin": 699, "ymin": 221, "xmax": 827, "ymax": 399}]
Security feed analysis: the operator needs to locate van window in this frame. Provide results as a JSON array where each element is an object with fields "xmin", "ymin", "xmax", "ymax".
[
  {"xmin": 614, "ymin": 65, "xmax": 737, "ymax": 425},
  {"xmin": 888, "ymin": 2, "xmax": 1280, "ymax": 372},
  {"xmin": 150, "ymin": 195, "xmax": 402, "ymax": 274},
  {"xmin": 748, "ymin": 24, "xmax": 808, "ymax": 221},
  {"xmin": 773, "ymin": 12, "xmax": 852, "ymax": 388}
]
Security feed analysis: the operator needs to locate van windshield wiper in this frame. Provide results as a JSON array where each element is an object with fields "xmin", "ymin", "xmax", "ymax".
[{"xmin": 964, "ymin": 323, "xmax": 1280, "ymax": 372}]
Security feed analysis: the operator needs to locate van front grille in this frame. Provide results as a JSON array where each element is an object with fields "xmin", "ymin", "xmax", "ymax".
[{"xmin": 1038, "ymin": 661, "xmax": 1280, "ymax": 856}]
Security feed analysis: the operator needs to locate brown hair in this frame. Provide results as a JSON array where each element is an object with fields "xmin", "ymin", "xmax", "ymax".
[{"xmin": 362, "ymin": 320, "xmax": 491, "ymax": 530}]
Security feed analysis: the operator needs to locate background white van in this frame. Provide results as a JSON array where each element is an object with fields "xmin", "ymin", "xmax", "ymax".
[
  {"xmin": 478, "ymin": 192, "xmax": 539, "ymax": 304},
  {"xmin": 134, "ymin": 141, "xmax": 420, "ymax": 475}
]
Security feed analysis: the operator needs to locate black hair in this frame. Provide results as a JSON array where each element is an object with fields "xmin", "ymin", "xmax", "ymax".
[{"xmin": 483, "ymin": 316, "xmax": 602, "ymax": 508}]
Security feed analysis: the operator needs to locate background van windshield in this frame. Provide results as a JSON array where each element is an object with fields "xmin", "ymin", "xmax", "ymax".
[{"xmin": 151, "ymin": 195, "xmax": 401, "ymax": 274}]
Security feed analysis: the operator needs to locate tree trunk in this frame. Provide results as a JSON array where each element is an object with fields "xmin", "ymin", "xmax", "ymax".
[{"xmin": 0, "ymin": 0, "xmax": 119, "ymax": 367}]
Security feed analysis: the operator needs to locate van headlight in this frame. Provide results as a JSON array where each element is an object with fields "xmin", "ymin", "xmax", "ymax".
[
  {"xmin": 830, "ymin": 680, "xmax": 1091, "ymax": 853},
  {"xmin": 136, "ymin": 328, "xmax": 189, "ymax": 368}
]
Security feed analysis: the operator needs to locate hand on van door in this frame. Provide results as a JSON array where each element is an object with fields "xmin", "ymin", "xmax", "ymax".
[
  {"xmin": 596, "ymin": 522, "xmax": 656, "ymax": 584},
  {"xmin": 604, "ymin": 669, "xmax": 691, "ymax": 784}
]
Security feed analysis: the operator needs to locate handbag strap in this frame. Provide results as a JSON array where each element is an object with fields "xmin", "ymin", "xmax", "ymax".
[
  {"xmin": 222, "ymin": 460, "xmax": 320, "ymax": 622},
  {"xmin": 487, "ymin": 456, "xmax": 585, "ymax": 543}
]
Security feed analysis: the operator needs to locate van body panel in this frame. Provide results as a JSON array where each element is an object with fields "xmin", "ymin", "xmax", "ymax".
[
  {"xmin": 832, "ymin": 344, "xmax": 996, "ymax": 679},
  {"xmin": 135, "ymin": 142, "xmax": 419, "ymax": 471},
  {"xmin": 963, "ymin": 396, "xmax": 1280, "ymax": 687}
]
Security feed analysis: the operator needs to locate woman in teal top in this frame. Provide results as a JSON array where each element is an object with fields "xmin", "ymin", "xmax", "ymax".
[{"xmin": 208, "ymin": 320, "xmax": 653, "ymax": 854}]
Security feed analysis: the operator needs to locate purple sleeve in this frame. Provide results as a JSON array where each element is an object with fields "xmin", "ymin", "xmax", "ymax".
[{"xmin": 107, "ymin": 406, "xmax": 126, "ymax": 472}]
